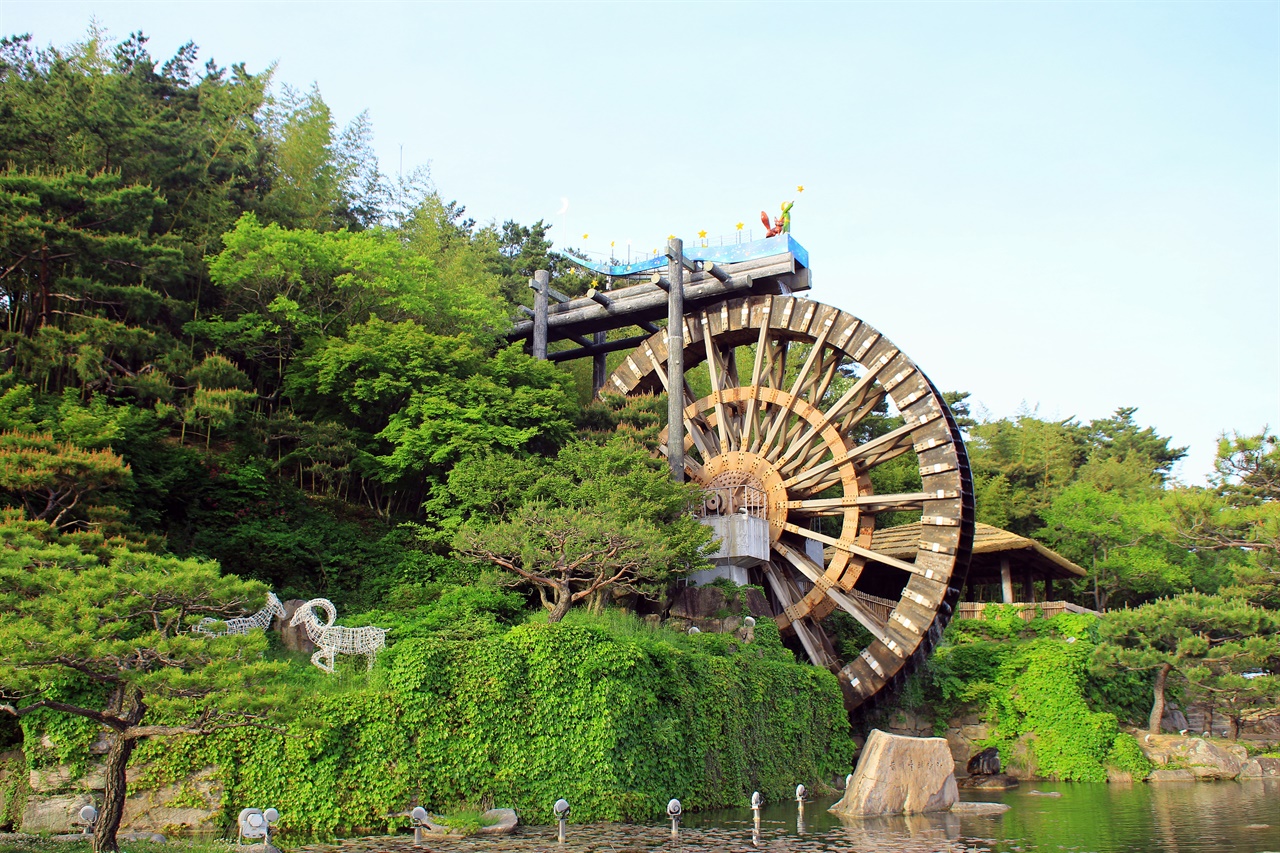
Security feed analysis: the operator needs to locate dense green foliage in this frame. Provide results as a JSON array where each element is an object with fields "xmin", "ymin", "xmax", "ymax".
[
  {"xmin": 112, "ymin": 613, "xmax": 852, "ymax": 834},
  {"xmin": 1096, "ymin": 593, "xmax": 1280, "ymax": 736},
  {"xmin": 0, "ymin": 516, "xmax": 290, "ymax": 851},
  {"xmin": 895, "ymin": 612, "xmax": 1155, "ymax": 782}
]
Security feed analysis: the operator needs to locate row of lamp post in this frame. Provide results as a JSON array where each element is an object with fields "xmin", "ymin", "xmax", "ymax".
[{"xmin": 549, "ymin": 784, "xmax": 813, "ymax": 844}]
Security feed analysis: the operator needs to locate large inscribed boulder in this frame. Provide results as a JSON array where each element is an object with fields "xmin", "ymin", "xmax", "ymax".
[{"xmin": 830, "ymin": 729, "xmax": 958, "ymax": 817}]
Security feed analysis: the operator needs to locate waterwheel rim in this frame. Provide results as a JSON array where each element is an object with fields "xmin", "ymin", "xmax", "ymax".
[{"xmin": 602, "ymin": 294, "xmax": 974, "ymax": 714}]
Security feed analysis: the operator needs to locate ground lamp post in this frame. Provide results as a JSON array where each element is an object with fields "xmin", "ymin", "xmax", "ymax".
[
  {"xmin": 667, "ymin": 798, "xmax": 682, "ymax": 839},
  {"xmin": 78, "ymin": 804, "xmax": 98, "ymax": 836},
  {"xmin": 410, "ymin": 807, "xmax": 430, "ymax": 847},
  {"xmin": 795, "ymin": 784, "xmax": 807, "ymax": 835},
  {"xmin": 554, "ymin": 798, "xmax": 570, "ymax": 843},
  {"xmin": 237, "ymin": 807, "xmax": 279, "ymax": 847},
  {"xmin": 750, "ymin": 791, "xmax": 763, "ymax": 846}
]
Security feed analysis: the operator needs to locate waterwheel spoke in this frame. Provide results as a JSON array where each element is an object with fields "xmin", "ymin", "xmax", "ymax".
[
  {"xmin": 714, "ymin": 342, "xmax": 744, "ymax": 450},
  {"xmin": 772, "ymin": 541, "xmax": 894, "ymax": 648},
  {"xmin": 760, "ymin": 560, "xmax": 833, "ymax": 667},
  {"xmin": 779, "ymin": 520, "xmax": 931, "ymax": 579},
  {"xmin": 750, "ymin": 338, "xmax": 789, "ymax": 454},
  {"xmin": 700, "ymin": 311, "xmax": 733, "ymax": 453},
  {"xmin": 784, "ymin": 419, "xmax": 926, "ymax": 497},
  {"xmin": 775, "ymin": 357, "xmax": 892, "ymax": 478},
  {"xmin": 741, "ymin": 309, "xmax": 772, "ymax": 451},
  {"xmin": 786, "ymin": 492, "xmax": 939, "ymax": 514}
]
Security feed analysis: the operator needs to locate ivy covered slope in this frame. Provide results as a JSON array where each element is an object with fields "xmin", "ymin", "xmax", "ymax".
[
  {"xmin": 892, "ymin": 609, "xmax": 1155, "ymax": 782},
  {"xmin": 45, "ymin": 607, "xmax": 852, "ymax": 833}
]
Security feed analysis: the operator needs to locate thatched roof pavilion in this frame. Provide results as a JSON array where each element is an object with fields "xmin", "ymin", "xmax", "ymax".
[{"xmin": 867, "ymin": 522, "xmax": 1087, "ymax": 604}]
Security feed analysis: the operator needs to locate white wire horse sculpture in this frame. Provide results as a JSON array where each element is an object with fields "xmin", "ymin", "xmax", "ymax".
[
  {"xmin": 290, "ymin": 598, "xmax": 388, "ymax": 673},
  {"xmin": 193, "ymin": 591, "xmax": 286, "ymax": 637}
]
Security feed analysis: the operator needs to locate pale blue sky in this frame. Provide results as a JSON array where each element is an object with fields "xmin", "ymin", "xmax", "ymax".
[{"xmin": 3, "ymin": 1, "xmax": 1277, "ymax": 483}]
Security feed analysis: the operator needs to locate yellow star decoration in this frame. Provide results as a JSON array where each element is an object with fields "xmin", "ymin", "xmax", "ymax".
[
  {"xmin": 797, "ymin": 185, "xmax": 805, "ymax": 193},
  {"xmin": 698, "ymin": 230, "xmax": 707, "ymax": 239},
  {"xmin": 582, "ymin": 233, "xmax": 589, "ymax": 240},
  {"xmin": 736, "ymin": 222, "xmax": 744, "ymax": 230},
  {"xmin": 668, "ymin": 234, "xmax": 676, "ymax": 241}
]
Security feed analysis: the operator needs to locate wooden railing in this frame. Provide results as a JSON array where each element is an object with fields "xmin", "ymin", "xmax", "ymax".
[{"xmin": 956, "ymin": 601, "xmax": 1100, "ymax": 622}]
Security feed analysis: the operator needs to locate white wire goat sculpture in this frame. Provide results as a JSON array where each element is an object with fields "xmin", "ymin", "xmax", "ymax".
[
  {"xmin": 290, "ymin": 598, "xmax": 388, "ymax": 673},
  {"xmin": 193, "ymin": 592, "xmax": 286, "ymax": 637}
]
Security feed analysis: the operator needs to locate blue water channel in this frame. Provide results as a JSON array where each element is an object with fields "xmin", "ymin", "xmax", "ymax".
[{"xmin": 303, "ymin": 779, "xmax": 1280, "ymax": 853}]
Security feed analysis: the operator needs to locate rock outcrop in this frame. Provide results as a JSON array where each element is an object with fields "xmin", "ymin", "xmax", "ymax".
[
  {"xmin": 1239, "ymin": 757, "xmax": 1280, "ymax": 779},
  {"xmin": 18, "ymin": 762, "xmax": 222, "ymax": 834},
  {"xmin": 663, "ymin": 585, "xmax": 771, "ymax": 636},
  {"xmin": 1139, "ymin": 735, "xmax": 1249, "ymax": 780},
  {"xmin": 829, "ymin": 729, "xmax": 958, "ymax": 817},
  {"xmin": 275, "ymin": 599, "xmax": 317, "ymax": 654},
  {"xmin": 966, "ymin": 747, "xmax": 1001, "ymax": 776}
]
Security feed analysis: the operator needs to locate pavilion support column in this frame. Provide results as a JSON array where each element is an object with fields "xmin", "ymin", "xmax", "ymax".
[
  {"xmin": 532, "ymin": 270, "xmax": 549, "ymax": 360},
  {"xmin": 1000, "ymin": 557, "xmax": 1014, "ymax": 604},
  {"xmin": 1045, "ymin": 577, "xmax": 1054, "ymax": 600},
  {"xmin": 592, "ymin": 330, "xmax": 607, "ymax": 395},
  {"xmin": 666, "ymin": 238, "xmax": 685, "ymax": 482},
  {"xmin": 1023, "ymin": 573, "xmax": 1035, "ymax": 603}
]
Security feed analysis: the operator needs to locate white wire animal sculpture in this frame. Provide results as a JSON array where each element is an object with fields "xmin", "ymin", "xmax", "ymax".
[
  {"xmin": 193, "ymin": 592, "xmax": 286, "ymax": 638},
  {"xmin": 290, "ymin": 597, "xmax": 388, "ymax": 673}
]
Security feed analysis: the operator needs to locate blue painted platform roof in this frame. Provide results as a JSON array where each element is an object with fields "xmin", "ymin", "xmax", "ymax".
[{"xmin": 561, "ymin": 234, "xmax": 809, "ymax": 278}]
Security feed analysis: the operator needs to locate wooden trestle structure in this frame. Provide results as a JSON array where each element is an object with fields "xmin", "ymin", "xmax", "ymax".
[{"xmin": 508, "ymin": 236, "xmax": 974, "ymax": 715}]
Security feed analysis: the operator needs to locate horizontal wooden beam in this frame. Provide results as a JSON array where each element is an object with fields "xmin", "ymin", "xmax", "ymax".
[
  {"xmin": 508, "ymin": 255, "xmax": 799, "ymax": 343},
  {"xmin": 547, "ymin": 333, "xmax": 651, "ymax": 363},
  {"xmin": 666, "ymin": 249, "xmax": 697, "ymax": 273},
  {"xmin": 529, "ymin": 280, "xmax": 572, "ymax": 304}
]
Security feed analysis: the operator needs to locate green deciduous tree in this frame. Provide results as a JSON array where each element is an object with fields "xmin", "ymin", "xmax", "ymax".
[
  {"xmin": 288, "ymin": 319, "xmax": 576, "ymax": 513},
  {"xmin": 453, "ymin": 437, "xmax": 714, "ymax": 622},
  {"xmin": 0, "ymin": 516, "xmax": 287, "ymax": 852}
]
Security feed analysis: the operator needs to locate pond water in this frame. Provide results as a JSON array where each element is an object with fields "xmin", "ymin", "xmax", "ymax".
[{"xmin": 298, "ymin": 780, "xmax": 1280, "ymax": 853}]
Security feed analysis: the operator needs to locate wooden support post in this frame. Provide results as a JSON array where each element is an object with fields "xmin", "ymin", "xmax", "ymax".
[
  {"xmin": 532, "ymin": 271, "xmax": 549, "ymax": 360},
  {"xmin": 666, "ymin": 238, "xmax": 685, "ymax": 482},
  {"xmin": 592, "ymin": 331, "xmax": 606, "ymax": 396},
  {"xmin": 1000, "ymin": 557, "xmax": 1014, "ymax": 604},
  {"xmin": 1045, "ymin": 577, "xmax": 1054, "ymax": 601},
  {"xmin": 1023, "ymin": 573, "xmax": 1035, "ymax": 603}
]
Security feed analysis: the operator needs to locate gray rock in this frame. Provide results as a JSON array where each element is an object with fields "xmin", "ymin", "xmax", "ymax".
[
  {"xmin": 29, "ymin": 766, "xmax": 75, "ymax": 793},
  {"xmin": 950, "ymin": 801, "xmax": 1010, "ymax": 815},
  {"xmin": 1240, "ymin": 757, "xmax": 1280, "ymax": 779},
  {"xmin": 1147, "ymin": 768, "xmax": 1197, "ymax": 782},
  {"xmin": 967, "ymin": 747, "xmax": 1001, "ymax": 776},
  {"xmin": 1140, "ymin": 735, "xmax": 1248, "ymax": 780},
  {"xmin": 275, "ymin": 599, "xmax": 317, "ymax": 654},
  {"xmin": 959, "ymin": 773, "xmax": 1019, "ymax": 791},
  {"xmin": 830, "ymin": 729, "xmax": 958, "ymax": 817},
  {"xmin": 477, "ymin": 808, "xmax": 518, "ymax": 835},
  {"xmin": 21, "ymin": 794, "xmax": 94, "ymax": 833}
]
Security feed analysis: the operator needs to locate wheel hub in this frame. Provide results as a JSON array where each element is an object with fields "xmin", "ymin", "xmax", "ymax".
[{"xmin": 697, "ymin": 450, "xmax": 789, "ymax": 542}]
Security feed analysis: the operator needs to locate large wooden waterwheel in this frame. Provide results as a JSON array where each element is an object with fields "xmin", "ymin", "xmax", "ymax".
[{"xmin": 602, "ymin": 294, "xmax": 974, "ymax": 714}]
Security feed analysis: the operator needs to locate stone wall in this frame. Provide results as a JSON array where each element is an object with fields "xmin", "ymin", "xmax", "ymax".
[{"xmin": 16, "ymin": 759, "xmax": 222, "ymax": 835}]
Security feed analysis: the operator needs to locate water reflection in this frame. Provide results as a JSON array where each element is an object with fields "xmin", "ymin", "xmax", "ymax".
[{"xmin": 298, "ymin": 780, "xmax": 1280, "ymax": 853}]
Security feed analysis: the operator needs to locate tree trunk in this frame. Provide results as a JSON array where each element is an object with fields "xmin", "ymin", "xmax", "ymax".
[
  {"xmin": 1226, "ymin": 715, "xmax": 1239, "ymax": 741},
  {"xmin": 1148, "ymin": 662, "xmax": 1173, "ymax": 735},
  {"xmin": 547, "ymin": 585, "xmax": 572, "ymax": 623},
  {"xmin": 93, "ymin": 730, "xmax": 136, "ymax": 853}
]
